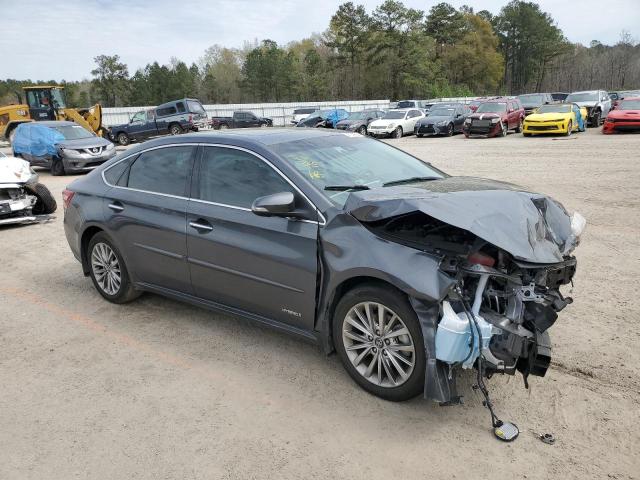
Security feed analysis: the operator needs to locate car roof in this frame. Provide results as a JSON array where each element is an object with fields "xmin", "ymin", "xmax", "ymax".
[{"xmin": 141, "ymin": 128, "xmax": 353, "ymax": 148}]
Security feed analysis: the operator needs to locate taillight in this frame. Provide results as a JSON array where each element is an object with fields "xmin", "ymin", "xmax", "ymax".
[
  {"xmin": 468, "ymin": 252, "xmax": 495, "ymax": 267},
  {"xmin": 62, "ymin": 189, "xmax": 75, "ymax": 211}
]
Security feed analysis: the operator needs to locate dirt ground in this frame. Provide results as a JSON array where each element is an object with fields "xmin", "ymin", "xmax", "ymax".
[{"xmin": 1, "ymin": 128, "xmax": 639, "ymax": 479}]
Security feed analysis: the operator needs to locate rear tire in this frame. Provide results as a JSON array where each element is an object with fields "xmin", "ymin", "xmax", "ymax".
[
  {"xmin": 446, "ymin": 123, "xmax": 454, "ymax": 136},
  {"xmin": 27, "ymin": 183, "xmax": 57, "ymax": 214},
  {"xmin": 87, "ymin": 232, "xmax": 141, "ymax": 304},
  {"xmin": 515, "ymin": 118, "xmax": 523, "ymax": 133},
  {"xmin": 51, "ymin": 158, "xmax": 66, "ymax": 176},
  {"xmin": 333, "ymin": 284, "xmax": 425, "ymax": 402},
  {"xmin": 117, "ymin": 132, "xmax": 130, "ymax": 146}
]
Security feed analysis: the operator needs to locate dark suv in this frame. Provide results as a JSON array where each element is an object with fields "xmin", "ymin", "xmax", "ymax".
[
  {"xmin": 63, "ymin": 129, "xmax": 581, "ymax": 410},
  {"xmin": 108, "ymin": 98, "xmax": 209, "ymax": 145},
  {"xmin": 463, "ymin": 98, "xmax": 525, "ymax": 137}
]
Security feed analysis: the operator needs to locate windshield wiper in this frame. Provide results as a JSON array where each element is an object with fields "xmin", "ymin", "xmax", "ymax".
[
  {"xmin": 383, "ymin": 176, "xmax": 440, "ymax": 187},
  {"xmin": 324, "ymin": 185, "xmax": 371, "ymax": 192}
]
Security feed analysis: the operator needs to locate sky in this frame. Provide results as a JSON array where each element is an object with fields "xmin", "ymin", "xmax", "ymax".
[{"xmin": 1, "ymin": 0, "xmax": 638, "ymax": 81}]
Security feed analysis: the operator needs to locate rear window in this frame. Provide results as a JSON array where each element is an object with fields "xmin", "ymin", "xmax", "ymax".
[
  {"xmin": 187, "ymin": 100, "xmax": 205, "ymax": 114},
  {"xmin": 397, "ymin": 101, "xmax": 416, "ymax": 108},
  {"xmin": 476, "ymin": 102, "xmax": 507, "ymax": 113}
]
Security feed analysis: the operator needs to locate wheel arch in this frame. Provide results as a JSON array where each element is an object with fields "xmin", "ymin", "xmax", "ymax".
[
  {"xmin": 80, "ymin": 225, "xmax": 105, "ymax": 275},
  {"xmin": 319, "ymin": 275, "xmax": 414, "ymax": 354}
]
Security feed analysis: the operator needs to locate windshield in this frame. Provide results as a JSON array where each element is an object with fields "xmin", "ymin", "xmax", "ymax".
[
  {"xmin": 271, "ymin": 134, "xmax": 444, "ymax": 207},
  {"xmin": 476, "ymin": 102, "xmax": 506, "ymax": 113},
  {"xmin": 566, "ymin": 92, "xmax": 598, "ymax": 102},
  {"xmin": 620, "ymin": 91, "xmax": 640, "ymax": 99},
  {"xmin": 620, "ymin": 99, "xmax": 640, "ymax": 110},
  {"xmin": 187, "ymin": 100, "xmax": 205, "ymax": 114},
  {"xmin": 294, "ymin": 108, "xmax": 316, "ymax": 115},
  {"xmin": 518, "ymin": 94, "xmax": 545, "ymax": 106},
  {"xmin": 428, "ymin": 108, "xmax": 455, "ymax": 117},
  {"xmin": 52, "ymin": 125, "xmax": 94, "ymax": 140},
  {"xmin": 536, "ymin": 104, "xmax": 571, "ymax": 113},
  {"xmin": 383, "ymin": 111, "xmax": 407, "ymax": 120}
]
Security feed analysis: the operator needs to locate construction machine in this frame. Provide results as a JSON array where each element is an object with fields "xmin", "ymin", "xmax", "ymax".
[{"xmin": 0, "ymin": 85, "xmax": 108, "ymax": 143}]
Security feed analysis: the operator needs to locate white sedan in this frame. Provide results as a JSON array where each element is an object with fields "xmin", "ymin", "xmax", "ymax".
[{"xmin": 368, "ymin": 109, "xmax": 425, "ymax": 138}]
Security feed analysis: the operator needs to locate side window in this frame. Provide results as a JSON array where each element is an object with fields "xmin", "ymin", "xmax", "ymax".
[
  {"xmin": 157, "ymin": 106, "xmax": 177, "ymax": 117},
  {"xmin": 146, "ymin": 110, "xmax": 155, "ymax": 121},
  {"xmin": 127, "ymin": 146, "xmax": 195, "ymax": 196},
  {"xmin": 176, "ymin": 102, "xmax": 185, "ymax": 113},
  {"xmin": 196, "ymin": 147, "xmax": 293, "ymax": 208},
  {"xmin": 104, "ymin": 158, "xmax": 132, "ymax": 185},
  {"xmin": 131, "ymin": 111, "xmax": 146, "ymax": 122}
]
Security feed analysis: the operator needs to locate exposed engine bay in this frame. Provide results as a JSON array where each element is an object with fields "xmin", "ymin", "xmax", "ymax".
[
  {"xmin": 0, "ymin": 151, "xmax": 56, "ymax": 226},
  {"xmin": 365, "ymin": 210, "xmax": 580, "ymax": 389}
]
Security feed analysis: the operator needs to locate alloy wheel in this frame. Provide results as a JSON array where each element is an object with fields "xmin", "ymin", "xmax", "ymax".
[
  {"xmin": 91, "ymin": 242, "xmax": 122, "ymax": 296},
  {"xmin": 342, "ymin": 301, "xmax": 416, "ymax": 388}
]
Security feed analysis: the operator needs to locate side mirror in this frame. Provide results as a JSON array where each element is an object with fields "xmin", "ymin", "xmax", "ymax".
[
  {"xmin": 252, "ymin": 191, "xmax": 304, "ymax": 218},
  {"xmin": 456, "ymin": 113, "xmax": 462, "ymax": 118}
]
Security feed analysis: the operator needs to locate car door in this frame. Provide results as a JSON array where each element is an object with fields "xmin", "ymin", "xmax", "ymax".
[
  {"xmin": 186, "ymin": 145, "xmax": 319, "ymax": 330},
  {"xmin": 102, "ymin": 144, "xmax": 196, "ymax": 294},
  {"xmin": 233, "ymin": 112, "xmax": 248, "ymax": 128},
  {"xmin": 453, "ymin": 106, "xmax": 465, "ymax": 131},
  {"xmin": 600, "ymin": 91, "xmax": 611, "ymax": 115},
  {"xmin": 126, "ymin": 111, "xmax": 150, "ymax": 141}
]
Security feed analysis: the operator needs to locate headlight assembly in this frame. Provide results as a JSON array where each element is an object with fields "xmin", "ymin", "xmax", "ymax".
[{"xmin": 491, "ymin": 118, "xmax": 500, "ymax": 124}]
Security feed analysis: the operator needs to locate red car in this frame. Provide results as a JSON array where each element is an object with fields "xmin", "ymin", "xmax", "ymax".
[
  {"xmin": 463, "ymin": 98, "xmax": 525, "ymax": 138},
  {"xmin": 603, "ymin": 97, "xmax": 640, "ymax": 134}
]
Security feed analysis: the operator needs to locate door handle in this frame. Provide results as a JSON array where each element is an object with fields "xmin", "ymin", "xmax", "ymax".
[
  {"xmin": 189, "ymin": 219, "xmax": 213, "ymax": 232},
  {"xmin": 108, "ymin": 202, "xmax": 124, "ymax": 212}
]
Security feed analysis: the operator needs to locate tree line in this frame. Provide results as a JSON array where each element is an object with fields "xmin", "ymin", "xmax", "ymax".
[{"xmin": 1, "ymin": 0, "xmax": 638, "ymax": 108}]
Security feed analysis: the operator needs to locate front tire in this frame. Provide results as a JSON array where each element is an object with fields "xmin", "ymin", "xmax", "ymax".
[
  {"xmin": 333, "ymin": 284, "xmax": 425, "ymax": 401},
  {"xmin": 357, "ymin": 126, "xmax": 367, "ymax": 135},
  {"xmin": 565, "ymin": 120, "xmax": 573, "ymax": 136},
  {"xmin": 51, "ymin": 158, "xmax": 66, "ymax": 176},
  {"xmin": 500, "ymin": 122, "xmax": 508, "ymax": 137},
  {"xmin": 446, "ymin": 123, "xmax": 454, "ymax": 136},
  {"xmin": 117, "ymin": 132, "xmax": 130, "ymax": 146},
  {"xmin": 393, "ymin": 126, "xmax": 403, "ymax": 139},
  {"xmin": 169, "ymin": 123, "xmax": 183, "ymax": 135},
  {"xmin": 88, "ymin": 232, "xmax": 141, "ymax": 304},
  {"xmin": 590, "ymin": 111, "xmax": 601, "ymax": 128},
  {"xmin": 26, "ymin": 183, "xmax": 57, "ymax": 214}
]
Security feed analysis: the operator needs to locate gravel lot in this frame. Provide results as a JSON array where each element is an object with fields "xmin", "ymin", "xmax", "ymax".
[{"xmin": 1, "ymin": 128, "xmax": 639, "ymax": 479}]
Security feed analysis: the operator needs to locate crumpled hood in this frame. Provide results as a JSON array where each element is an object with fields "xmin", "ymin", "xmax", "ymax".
[
  {"xmin": 0, "ymin": 156, "xmax": 33, "ymax": 184},
  {"xmin": 344, "ymin": 176, "xmax": 578, "ymax": 264}
]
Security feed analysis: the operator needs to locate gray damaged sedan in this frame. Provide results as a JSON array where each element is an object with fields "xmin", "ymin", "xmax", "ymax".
[{"xmin": 63, "ymin": 129, "xmax": 584, "ymax": 425}]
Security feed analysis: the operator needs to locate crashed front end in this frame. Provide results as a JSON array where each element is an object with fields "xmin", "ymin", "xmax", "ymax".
[
  {"xmin": 344, "ymin": 177, "xmax": 584, "ymax": 403},
  {"xmin": 0, "ymin": 183, "xmax": 39, "ymax": 226}
]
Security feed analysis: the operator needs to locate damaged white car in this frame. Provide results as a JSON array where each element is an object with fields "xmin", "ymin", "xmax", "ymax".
[{"xmin": 0, "ymin": 151, "xmax": 57, "ymax": 226}]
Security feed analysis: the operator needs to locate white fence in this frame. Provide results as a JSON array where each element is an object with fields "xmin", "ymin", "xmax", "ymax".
[{"xmin": 102, "ymin": 99, "xmax": 392, "ymax": 127}]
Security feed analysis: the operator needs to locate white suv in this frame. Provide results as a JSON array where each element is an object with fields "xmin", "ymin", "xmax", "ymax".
[{"xmin": 368, "ymin": 109, "xmax": 425, "ymax": 138}]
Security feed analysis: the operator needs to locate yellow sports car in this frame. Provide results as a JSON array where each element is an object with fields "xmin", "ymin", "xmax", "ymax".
[{"xmin": 522, "ymin": 103, "xmax": 587, "ymax": 136}]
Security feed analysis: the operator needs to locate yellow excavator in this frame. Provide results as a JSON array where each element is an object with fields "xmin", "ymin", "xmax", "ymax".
[{"xmin": 0, "ymin": 85, "xmax": 108, "ymax": 143}]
